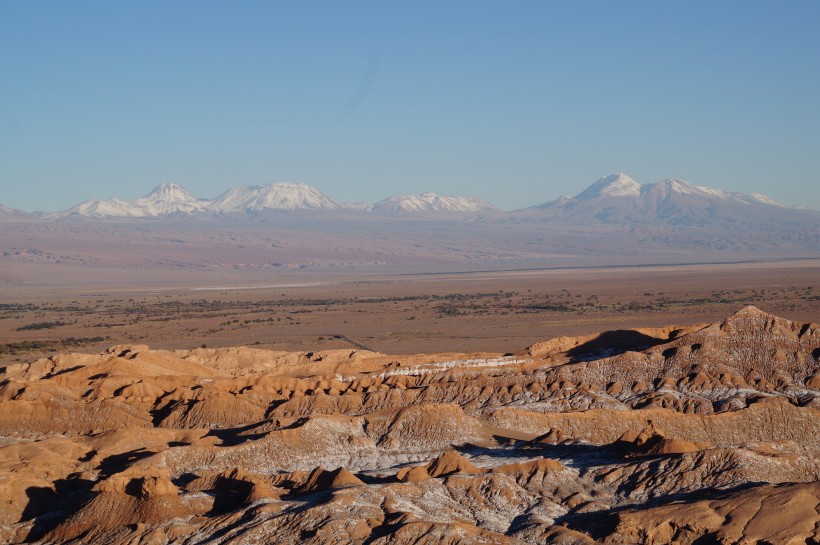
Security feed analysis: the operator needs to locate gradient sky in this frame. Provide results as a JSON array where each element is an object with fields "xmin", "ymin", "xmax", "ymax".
[{"xmin": 2, "ymin": 1, "xmax": 819, "ymax": 212}]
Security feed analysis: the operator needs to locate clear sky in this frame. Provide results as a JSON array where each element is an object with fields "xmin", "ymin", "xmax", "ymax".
[{"xmin": 2, "ymin": 1, "xmax": 819, "ymax": 212}]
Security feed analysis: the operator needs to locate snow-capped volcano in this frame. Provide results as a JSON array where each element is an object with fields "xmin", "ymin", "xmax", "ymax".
[
  {"xmin": 137, "ymin": 183, "xmax": 200, "ymax": 206},
  {"xmin": 372, "ymin": 192, "xmax": 498, "ymax": 214},
  {"xmin": 46, "ymin": 182, "xmax": 499, "ymax": 218},
  {"xmin": 574, "ymin": 173, "xmax": 642, "ymax": 200},
  {"xmin": 48, "ymin": 183, "xmax": 209, "ymax": 219},
  {"xmin": 47, "ymin": 182, "xmax": 348, "ymax": 218},
  {"xmin": 641, "ymin": 178, "xmax": 784, "ymax": 206},
  {"xmin": 56, "ymin": 198, "xmax": 142, "ymax": 218},
  {"xmin": 132, "ymin": 183, "xmax": 210, "ymax": 215},
  {"xmin": 531, "ymin": 172, "xmax": 795, "ymax": 228},
  {"xmin": 208, "ymin": 183, "xmax": 344, "ymax": 212}
]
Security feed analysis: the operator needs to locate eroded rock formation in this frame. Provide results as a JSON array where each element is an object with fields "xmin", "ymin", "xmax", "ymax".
[{"xmin": 0, "ymin": 306, "xmax": 818, "ymax": 544}]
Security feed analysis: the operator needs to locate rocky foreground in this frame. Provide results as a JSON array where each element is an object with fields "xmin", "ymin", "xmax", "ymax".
[{"xmin": 0, "ymin": 306, "xmax": 818, "ymax": 544}]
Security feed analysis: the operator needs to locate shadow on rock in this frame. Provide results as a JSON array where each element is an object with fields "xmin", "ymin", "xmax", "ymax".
[
  {"xmin": 566, "ymin": 330, "xmax": 672, "ymax": 363},
  {"xmin": 557, "ymin": 483, "xmax": 761, "ymax": 540},
  {"xmin": 97, "ymin": 448, "xmax": 155, "ymax": 479},
  {"xmin": 22, "ymin": 478, "xmax": 96, "ymax": 542}
]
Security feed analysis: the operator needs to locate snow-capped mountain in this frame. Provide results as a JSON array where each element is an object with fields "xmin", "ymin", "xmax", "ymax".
[
  {"xmin": 132, "ymin": 183, "xmax": 210, "ymax": 215},
  {"xmin": 33, "ymin": 174, "xmax": 814, "ymax": 226},
  {"xmin": 45, "ymin": 182, "xmax": 500, "ymax": 218},
  {"xmin": 640, "ymin": 178, "xmax": 784, "ymax": 207},
  {"xmin": 573, "ymin": 172, "xmax": 642, "ymax": 200},
  {"xmin": 47, "ymin": 182, "xmax": 349, "ymax": 218},
  {"xmin": 530, "ymin": 172, "xmax": 800, "ymax": 228},
  {"xmin": 207, "ymin": 183, "xmax": 344, "ymax": 212},
  {"xmin": 372, "ymin": 192, "xmax": 499, "ymax": 214},
  {"xmin": 49, "ymin": 183, "xmax": 210, "ymax": 219},
  {"xmin": 55, "ymin": 197, "xmax": 146, "ymax": 218}
]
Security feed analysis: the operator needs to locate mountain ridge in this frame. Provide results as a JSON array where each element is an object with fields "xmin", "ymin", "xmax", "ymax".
[
  {"xmin": 9, "ymin": 173, "xmax": 816, "ymax": 225},
  {"xmin": 42, "ymin": 183, "xmax": 505, "ymax": 219},
  {"xmin": 370, "ymin": 192, "xmax": 499, "ymax": 214},
  {"xmin": 207, "ymin": 182, "xmax": 345, "ymax": 213},
  {"xmin": 0, "ymin": 203, "xmax": 31, "ymax": 218},
  {"xmin": 525, "ymin": 172, "xmax": 814, "ymax": 229}
]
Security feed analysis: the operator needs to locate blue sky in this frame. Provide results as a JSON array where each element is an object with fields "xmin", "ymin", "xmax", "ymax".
[{"xmin": 2, "ymin": 1, "xmax": 819, "ymax": 211}]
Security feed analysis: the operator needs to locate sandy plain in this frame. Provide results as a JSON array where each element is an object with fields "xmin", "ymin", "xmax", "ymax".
[{"xmin": 2, "ymin": 258, "xmax": 818, "ymax": 366}]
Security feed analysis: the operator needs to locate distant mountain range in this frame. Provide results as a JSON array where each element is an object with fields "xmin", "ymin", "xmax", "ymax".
[
  {"xmin": 2, "ymin": 173, "xmax": 818, "ymax": 276},
  {"xmin": 30, "ymin": 182, "xmax": 499, "ymax": 219},
  {"xmin": 1, "ymin": 174, "xmax": 817, "ymax": 230},
  {"xmin": 524, "ymin": 173, "xmax": 813, "ymax": 229}
]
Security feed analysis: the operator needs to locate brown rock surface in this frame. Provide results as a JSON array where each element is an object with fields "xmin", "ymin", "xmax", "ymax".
[
  {"xmin": 605, "ymin": 482, "xmax": 820, "ymax": 545},
  {"xmin": 425, "ymin": 449, "xmax": 487, "ymax": 477},
  {"xmin": 0, "ymin": 307, "xmax": 817, "ymax": 544}
]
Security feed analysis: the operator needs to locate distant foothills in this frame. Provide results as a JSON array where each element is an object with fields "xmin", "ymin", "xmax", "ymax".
[{"xmin": 0, "ymin": 174, "xmax": 817, "ymax": 229}]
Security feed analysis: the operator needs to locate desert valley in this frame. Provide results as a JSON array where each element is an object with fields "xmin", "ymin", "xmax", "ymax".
[{"xmin": 6, "ymin": 2, "xmax": 820, "ymax": 541}]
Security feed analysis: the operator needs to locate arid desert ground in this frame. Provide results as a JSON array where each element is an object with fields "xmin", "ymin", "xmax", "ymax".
[
  {"xmin": 0, "ymin": 258, "xmax": 819, "ymax": 544},
  {"xmin": 2, "ymin": 259, "xmax": 818, "ymax": 363}
]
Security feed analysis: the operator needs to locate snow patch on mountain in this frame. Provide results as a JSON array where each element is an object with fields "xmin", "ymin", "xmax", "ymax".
[
  {"xmin": 208, "ymin": 183, "xmax": 344, "ymax": 212},
  {"xmin": 48, "ymin": 182, "xmax": 351, "ymax": 218},
  {"xmin": 644, "ymin": 179, "xmax": 783, "ymax": 206},
  {"xmin": 742, "ymin": 192, "xmax": 783, "ymax": 206},
  {"xmin": 574, "ymin": 173, "xmax": 642, "ymax": 200},
  {"xmin": 58, "ymin": 198, "xmax": 147, "ymax": 218},
  {"xmin": 48, "ymin": 183, "xmax": 210, "ymax": 219},
  {"xmin": 349, "ymin": 202, "xmax": 375, "ymax": 211},
  {"xmin": 372, "ymin": 192, "xmax": 498, "ymax": 214},
  {"xmin": 541, "ymin": 173, "xmax": 785, "ymax": 210},
  {"xmin": 132, "ymin": 183, "xmax": 210, "ymax": 215},
  {"xmin": 528, "ymin": 172, "xmax": 794, "ymax": 227}
]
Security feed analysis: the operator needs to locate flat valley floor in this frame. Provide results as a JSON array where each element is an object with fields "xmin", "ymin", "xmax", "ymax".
[{"xmin": 2, "ymin": 258, "xmax": 818, "ymax": 364}]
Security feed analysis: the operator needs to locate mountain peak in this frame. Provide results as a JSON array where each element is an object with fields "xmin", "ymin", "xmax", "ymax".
[
  {"xmin": 141, "ymin": 183, "xmax": 199, "ymax": 203},
  {"xmin": 731, "ymin": 305, "xmax": 771, "ymax": 318},
  {"xmin": 208, "ymin": 182, "xmax": 343, "ymax": 212},
  {"xmin": 716, "ymin": 305, "xmax": 806, "ymax": 337},
  {"xmin": 130, "ymin": 182, "xmax": 207, "ymax": 215},
  {"xmin": 575, "ymin": 173, "xmax": 641, "ymax": 200}
]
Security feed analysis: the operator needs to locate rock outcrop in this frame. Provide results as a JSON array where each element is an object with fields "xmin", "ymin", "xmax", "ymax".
[{"xmin": 0, "ymin": 307, "xmax": 818, "ymax": 544}]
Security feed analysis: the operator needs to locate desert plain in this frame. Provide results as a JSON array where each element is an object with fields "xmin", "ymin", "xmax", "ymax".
[{"xmin": 2, "ymin": 258, "xmax": 819, "ymax": 362}]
